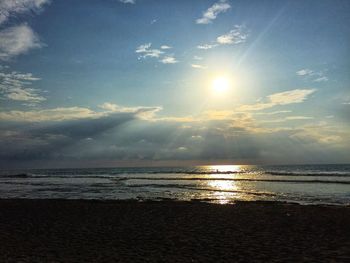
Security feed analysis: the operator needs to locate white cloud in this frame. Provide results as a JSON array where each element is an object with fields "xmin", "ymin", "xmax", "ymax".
[
  {"xmin": 286, "ymin": 116, "xmax": 314, "ymax": 120},
  {"xmin": 197, "ymin": 44, "xmax": 217, "ymax": 50},
  {"xmin": 0, "ymin": 107, "xmax": 100, "ymax": 122},
  {"xmin": 135, "ymin": 43, "xmax": 164, "ymax": 58},
  {"xmin": 0, "ymin": 0, "xmax": 49, "ymax": 25},
  {"xmin": 313, "ymin": 76, "xmax": 328, "ymax": 82},
  {"xmin": 119, "ymin": 0, "xmax": 135, "ymax": 4},
  {"xmin": 0, "ymin": 71, "xmax": 40, "ymax": 81},
  {"xmin": 296, "ymin": 69, "xmax": 313, "ymax": 76},
  {"xmin": 296, "ymin": 68, "xmax": 328, "ymax": 82},
  {"xmin": 136, "ymin": 43, "xmax": 177, "ymax": 65},
  {"xmin": 160, "ymin": 45, "xmax": 172, "ymax": 50},
  {"xmin": 135, "ymin": 43, "xmax": 151, "ymax": 53},
  {"xmin": 99, "ymin": 102, "xmax": 162, "ymax": 119},
  {"xmin": 196, "ymin": 0, "xmax": 231, "ymax": 24},
  {"xmin": 254, "ymin": 110, "xmax": 292, "ymax": 115},
  {"xmin": 0, "ymin": 70, "xmax": 46, "ymax": 103},
  {"xmin": 160, "ymin": 56, "xmax": 178, "ymax": 64},
  {"xmin": 6, "ymin": 87, "xmax": 45, "ymax": 102},
  {"xmin": 0, "ymin": 104, "xmax": 162, "ymax": 122},
  {"xmin": 239, "ymin": 89, "xmax": 316, "ymax": 111},
  {"xmin": 260, "ymin": 115, "xmax": 314, "ymax": 123},
  {"xmin": 193, "ymin": 56, "xmax": 203, "ymax": 60},
  {"xmin": 191, "ymin": 135, "xmax": 203, "ymax": 140},
  {"xmin": 191, "ymin": 64, "xmax": 207, "ymax": 69},
  {"xmin": 216, "ymin": 25, "xmax": 248, "ymax": 45},
  {"xmin": 176, "ymin": 146, "xmax": 188, "ymax": 151},
  {"xmin": 0, "ymin": 24, "xmax": 43, "ymax": 60},
  {"xmin": 99, "ymin": 102, "xmax": 120, "ymax": 112},
  {"xmin": 197, "ymin": 25, "xmax": 248, "ymax": 50},
  {"xmin": 268, "ymin": 89, "xmax": 316, "ymax": 105}
]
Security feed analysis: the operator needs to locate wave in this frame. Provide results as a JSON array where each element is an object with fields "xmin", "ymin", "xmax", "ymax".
[
  {"xmin": 125, "ymin": 183, "xmax": 277, "ymax": 197},
  {"xmin": 0, "ymin": 173, "xmax": 31, "ymax": 178},
  {"xmin": 115, "ymin": 177, "xmax": 350, "ymax": 185},
  {"xmin": 0, "ymin": 173, "xmax": 118, "ymax": 179},
  {"xmin": 1, "ymin": 170, "xmax": 350, "ymax": 179},
  {"xmin": 266, "ymin": 171, "xmax": 350, "ymax": 177}
]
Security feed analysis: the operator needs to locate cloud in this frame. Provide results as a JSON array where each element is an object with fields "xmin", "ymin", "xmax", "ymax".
[
  {"xmin": 313, "ymin": 76, "xmax": 328, "ymax": 82},
  {"xmin": 0, "ymin": 111, "xmax": 141, "ymax": 163},
  {"xmin": 0, "ymin": 109, "xmax": 260, "ymax": 164},
  {"xmin": 196, "ymin": 0, "xmax": 231, "ymax": 24},
  {"xmin": 119, "ymin": 0, "xmax": 135, "ymax": 4},
  {"xmin": 0, "ymin": 70, "xmax": 46, "ymax": 103},
  {"xmin": 99, "ymin": 102, "xmax": 120, "ymax": 112},
  {"xmin": 136, "ymin": 43, "xmax": 178, "ymax": 65},
  {"xmin": 0, "ymin": 0, "xmax": 49, "ymax": 25},
  {"xmin": 1, "ymin": 104, "xmax": 349, "ymax": 166},
  {"xmin": 191, "ymin": 64, "xmax": 207, "ymax": 69},
  {"xmin": 0, "ymin": 107, "xmax": 99, "ymax": 122},
  {"xmin": 135, "ymin": 43, "xmax": 164, "ymax": 58},
  {"xmin": 259, "ymin": 116, "xmax": 314, "ymax": 123},
  {"xmin": 99, "ymin": 102, "xmax": 162, "ymax": 119},
  {"xmin": 197, "ymin": 25, "xmax": 248, "ymax": 50},
  {"xmin": 254, "ymin": 110, "xmax": 292, "ymax": 115},
  {"xmin": 286, "ymin": 116, "xmax": 314, "ymax": 120},
  {"xmin": 193, "ymin": 56, "xmax": 203, "ymax": 60},
  {"xmin": 160, "ymin": 56, "xmax": 178, "ymax": 64},
  {"xmin": 0, "ymin": 103, "xmax": 162, "ymax": 122},
  {"xmin": 197, "ymin": 44, "xmax": 217, "ymax": 50},
  {"xmin": 160, "ymin": 45, "xmax": 172, "ymax": 50},
  {"xmin": 5, "ymin": 87, "xmax": 45, "ymax": 103},
  {"xmin": 216, "ymin": 26, "xmax": 248, "ymax": 44},
  {"xmin": 296, "ymin": 68, "xmax": 328, "ymax": 82},
  {"xmin": 239, "ymin": 89, "xmax": 316, "ymax": 111},
  {"xmin": 0, "ymin": 65, "xmax": 10, "ymax": 70},
  {"xmin": 268, "ymin": 89, "xmax": 316, "ymax": 105},
  {"xmin": 296, "ymin": 69, "xmax": 313, "ymax": 76},
  {"xmin": 289, "ymin": 122, "xmax": 348, "ymax": 146},
  {"xmin": 0, "ymin": 24, "xmax": 43, "ymax": 60}
]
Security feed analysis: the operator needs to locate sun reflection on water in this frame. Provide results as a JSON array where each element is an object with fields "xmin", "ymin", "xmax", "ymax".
[
  {"xmin": 207, "ymin": 165, "xmax": 242, "ymax": 173},
  {"xmin": 204, "ymin": 165, "xmax": 242, "ymax": 204},
  {"xmin": 208, "ymin": 180, "xmax": 237, "ymax": 191}
]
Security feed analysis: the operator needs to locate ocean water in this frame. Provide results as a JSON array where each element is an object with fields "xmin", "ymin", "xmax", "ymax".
[{"xmin": 0, "ymin": 164, "xmax": 349, "ymax": 205}]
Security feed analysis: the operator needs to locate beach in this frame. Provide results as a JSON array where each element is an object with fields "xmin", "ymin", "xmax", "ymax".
[{"xmin": 0, "ymin": 200, "xmax": 349, "ymax": 262}]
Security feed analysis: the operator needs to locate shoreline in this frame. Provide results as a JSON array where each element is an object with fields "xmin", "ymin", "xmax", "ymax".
[{"xmin": 0, "ymin": 199, "xmax": 349, "ymax": 262}]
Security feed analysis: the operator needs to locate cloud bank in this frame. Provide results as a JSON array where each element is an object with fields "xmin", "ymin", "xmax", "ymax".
[{"xmin": 1, "ymin": 93, "xmax": 349, "ymax": 167}]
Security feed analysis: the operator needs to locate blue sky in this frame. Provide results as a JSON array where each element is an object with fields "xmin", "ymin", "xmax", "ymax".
[{"xmin": 0, "ymin": 0, "xmax": 349, "ymax": 168}]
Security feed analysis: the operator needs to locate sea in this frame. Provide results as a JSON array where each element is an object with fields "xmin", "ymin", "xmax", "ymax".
[{"xmin": 0, "ymin": 164, "xmax": 349, "ymax": 205}]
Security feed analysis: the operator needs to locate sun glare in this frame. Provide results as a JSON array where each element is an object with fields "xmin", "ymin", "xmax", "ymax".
[{"xmin": 212, "ymin": 77, "xmax": 230, "ymax": 94}]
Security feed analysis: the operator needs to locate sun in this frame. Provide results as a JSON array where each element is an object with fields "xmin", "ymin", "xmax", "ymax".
[{"xmin": 212, "ymin": 77, "xmax": 230, "ymax": 94}]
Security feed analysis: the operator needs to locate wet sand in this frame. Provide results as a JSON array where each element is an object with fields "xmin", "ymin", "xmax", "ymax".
[{"xmin": 0, "ymin": 199, "xmax": 349, "ymax": 262}]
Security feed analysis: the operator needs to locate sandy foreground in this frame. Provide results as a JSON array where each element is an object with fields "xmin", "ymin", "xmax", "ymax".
[{"xmin": 0, "ymin": 199, "xmax": 349, "ymax": 262}]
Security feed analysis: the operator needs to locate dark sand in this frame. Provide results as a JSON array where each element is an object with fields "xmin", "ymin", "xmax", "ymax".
[{"xmin": 0, "ymin": 200, "xmax": 349, "ymax": 262}]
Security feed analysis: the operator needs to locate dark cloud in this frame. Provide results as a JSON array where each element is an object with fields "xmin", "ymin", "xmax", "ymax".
[
  {"xmin": 0, "ymin": 112, "xmax": 136, "ymax": 164},
  {"xmin": 1, "ymin": 111, "xmax": 350, "ymax": 168}
]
